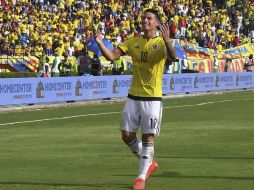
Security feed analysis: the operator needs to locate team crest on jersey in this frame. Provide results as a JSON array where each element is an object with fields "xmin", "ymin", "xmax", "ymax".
[{"xmin": 152, "ymin": 43, "xmax": 159, "ymax": 51}]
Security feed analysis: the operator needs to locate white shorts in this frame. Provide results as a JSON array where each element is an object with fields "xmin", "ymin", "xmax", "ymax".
[{"xmin": 120, "ymin": 98, "xmax": 163, "ymax": 135}]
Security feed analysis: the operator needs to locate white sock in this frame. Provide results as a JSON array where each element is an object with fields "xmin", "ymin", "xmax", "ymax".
[
  {"xmin": 127, "ymin": 137, "xmax": 142, "ymax": 158},
  {"xmin": 138, "ymin": 142, "xmax": 154, "ymax": 180}
]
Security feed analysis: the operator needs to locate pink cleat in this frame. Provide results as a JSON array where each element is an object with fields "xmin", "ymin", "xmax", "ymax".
[
  {"xmin": 132, "ymin": 178, "xmax": 146, "ymax": 190},
  {"xmin": 145, "ymin": 160, "xmax": 159, "ymax": 181}
]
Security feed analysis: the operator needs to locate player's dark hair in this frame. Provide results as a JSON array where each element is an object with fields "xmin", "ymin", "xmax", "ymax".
[{"xmin": 144, "ymin": 9, "xmax": 161, "ymax": 23}]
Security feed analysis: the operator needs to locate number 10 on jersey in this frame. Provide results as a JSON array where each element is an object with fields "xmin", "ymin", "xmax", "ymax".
[{"xmin": 141, "ymin": 51, "xmax": 148, "ymax": 63}]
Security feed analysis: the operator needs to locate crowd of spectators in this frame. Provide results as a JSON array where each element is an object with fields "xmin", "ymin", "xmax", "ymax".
[{"xmin": 0, "ymin": 0, "xmax": 253, "ymax": 75}]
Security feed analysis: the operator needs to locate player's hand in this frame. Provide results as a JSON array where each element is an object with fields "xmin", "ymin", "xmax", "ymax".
[
  {"xmin": 159, "ymin": 21, "xmax": 170, "ymax": 44},
  {"xmin": 95, "ymin": 29, "xmax": 103, "ymax": 45}
]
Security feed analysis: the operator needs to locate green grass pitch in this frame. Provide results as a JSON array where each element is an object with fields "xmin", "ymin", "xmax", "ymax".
[{"xmin": 0, "ymin": 91, "xmax": 253, "ymax": 190}]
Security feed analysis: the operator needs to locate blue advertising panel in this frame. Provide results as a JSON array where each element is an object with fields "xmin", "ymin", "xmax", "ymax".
[
  {"xmin": 214, "ymin": 73, "xmax": 236, "ymax": 90},
  {"xmin": 74, "ymin": 76, "xmax": 110, "ymax": 100},
  {"xmin": 162, "ymin": 75, "xmax": 170, "ymax": 94},
  {"xmin": 193, "ymin": 74, "xmax": 216, "ymax": 92},
  {"xmin": 167, "ymin": 73, "xmax": 194, "ymax": 94},
  {"xmin": 108, "ymin": 75, "xmax": 132, "ymax": 98},
  {"xmin": 163, "ymin": 72, "xmax": 254, "ymax": 94},
  {"xmin": 252, "ymin": 72, "xmax": 254, "ymax": 88},
  {"xmin": 35, "ymin": 78, "xmax": 73, "ymax": 103},
  {"xmin": 234, "ymin": 73, "xmax": 253, "ymax": 89},
  {"xmin": 0, "ymin": 72, "xmax": 253, "ymax": 106},
  {"xmin": 0, "ymin": 78, "xmax": 33, "ymax": 105}
]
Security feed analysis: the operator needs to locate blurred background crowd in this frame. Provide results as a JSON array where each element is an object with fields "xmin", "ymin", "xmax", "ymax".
[{"xmin": 0, "ymin": 0, "xmax": 253, "ymax": 76}]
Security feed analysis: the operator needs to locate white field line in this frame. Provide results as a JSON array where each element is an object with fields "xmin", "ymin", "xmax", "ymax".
[
  {"xmin": 164, "ymin": 99, "xmax": 234, "ymax": 109},
  {"xmin": 0, "ymin": 98, "xmax": 253, "ymax": 126},
  {"xmin": 0, "ymin": 112, "xmax": 120, "ymax": 126}
]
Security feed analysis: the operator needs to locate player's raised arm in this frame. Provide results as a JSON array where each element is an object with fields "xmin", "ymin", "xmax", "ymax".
[
  {"xmin": 159, "ymin": 22, "xmax": 177, "ymax": 61},
  {"xmin": 95, "ymin": 29, "xmax": 122, "ymax": 61}
]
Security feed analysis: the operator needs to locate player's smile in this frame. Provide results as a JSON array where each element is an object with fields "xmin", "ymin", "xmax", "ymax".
[
  {"xmin": 141, "ymin": 12, "xmax": 158, "ymax": 31},
  {"xmin": 142, "ymin": 23, "xmax": 150, "ymax": 28}
]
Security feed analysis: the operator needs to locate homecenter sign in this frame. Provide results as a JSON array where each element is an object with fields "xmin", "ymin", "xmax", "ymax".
[
  {"xmin": 0, "ymin": 83, "xmax": 32, "ymax": 93},
  {"xmin": 0, "ymin": 73, "xmax": 253, "ymax": 106}
]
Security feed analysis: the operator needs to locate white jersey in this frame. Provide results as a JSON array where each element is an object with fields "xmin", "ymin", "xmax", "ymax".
[{"xmin": 51, "ymin": 57, "xmax": 61, "ymax": 73}]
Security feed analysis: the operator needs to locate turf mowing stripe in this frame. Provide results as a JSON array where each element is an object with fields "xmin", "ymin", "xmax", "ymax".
[{"xmin": 0, "ymin": 98, "xmax": 253, "ymax": 126}]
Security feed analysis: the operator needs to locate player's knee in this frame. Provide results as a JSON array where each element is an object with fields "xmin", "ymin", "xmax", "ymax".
[
  {"xmin": 121, "ymin": 131, "xmax": 136, "ymax": 144},
  {"xmin": 142, "ymin": 133, "xmax": 154, "ymax": 142},
  {"xmin": 121, "ymin": 134, "xmax": 133, "ymax": 144}
]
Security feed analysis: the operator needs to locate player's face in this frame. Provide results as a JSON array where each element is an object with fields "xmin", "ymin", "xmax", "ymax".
[{"xmin": 141, "ymin": 12, "xmax": 159, "ymax": 32}]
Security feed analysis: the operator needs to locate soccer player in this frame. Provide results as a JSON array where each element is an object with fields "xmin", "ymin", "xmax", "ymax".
[{"xmin": 95, "ymin": 9, "xmax": 176, "ymax": 190}]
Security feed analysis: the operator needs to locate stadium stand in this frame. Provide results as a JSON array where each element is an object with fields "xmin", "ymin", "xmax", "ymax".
[{"xmin": 0, "ymin": 0, "xmax": 253, "ymax": 75}]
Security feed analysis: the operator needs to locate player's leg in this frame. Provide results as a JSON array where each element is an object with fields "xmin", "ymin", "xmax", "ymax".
[
  {"xmin": 133, "ymin": 133, "xmax": 157, "ymax": 190},
  {"xmin": 122, "ymin": 130, "xmax": 142, "ymax": 158},
  {"xmin": 120, "ymin": 98, "xmax": 142, "ymax": 158},
  {"xmin": 138, "ymin": 133, "xmax": 155, "ymax": 180},
  {"xmin": 133, "ymin": 101, "xmax": 162, "ymax": 189},
  {"xmin": 140, "ymin": 100, "xmax": 162, "ymax": 178}
]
